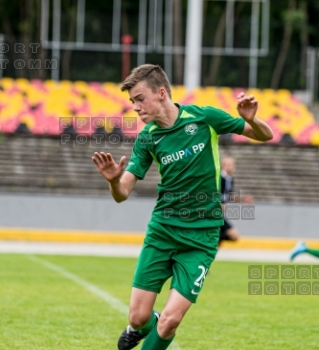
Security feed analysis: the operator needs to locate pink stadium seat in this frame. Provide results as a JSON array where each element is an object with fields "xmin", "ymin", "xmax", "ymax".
[{"xmin": 0, "ymin": 79, "xmax": 318, "ymax": 144}]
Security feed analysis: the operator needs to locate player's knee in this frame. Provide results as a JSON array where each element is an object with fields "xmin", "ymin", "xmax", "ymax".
[
  {"xmin": 129, "ymin": 310, "xmax": 151, "ymax": 329},
  {"xmin": 157, "ymin": 311, "xmax": 182, "ymax": 336}
]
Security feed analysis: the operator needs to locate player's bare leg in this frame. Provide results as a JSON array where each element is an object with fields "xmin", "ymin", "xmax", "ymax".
[
  {"xmin": 140, "ymin": 288, "xmax": 192, "ymax": 349},
  {"xmin": 118, "ymin": 288, "xmax": 158, "ymax": 350}
]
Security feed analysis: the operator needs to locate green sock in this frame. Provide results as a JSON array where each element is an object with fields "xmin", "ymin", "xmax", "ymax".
[
  {"xmin": 305, "ymin": 248, "xmax": 319, "ymax": 258},
  {"xmin": 138, "ymin": 310, "xmax": 158, "ymax": 336},
  {"xmin": 140, "ymin": 326, "xmax": 175, "ymax": 350}
]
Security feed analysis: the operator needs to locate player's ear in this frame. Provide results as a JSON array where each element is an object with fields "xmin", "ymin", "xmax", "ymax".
[{"xmin": 159, "ymin": 87, "xmax": 166, "ymax": 101}]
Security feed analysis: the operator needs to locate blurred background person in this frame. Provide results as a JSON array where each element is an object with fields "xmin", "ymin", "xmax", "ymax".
[{"xmin": 219, "ymin": 156, "xmax": 254, "ymax": 246}]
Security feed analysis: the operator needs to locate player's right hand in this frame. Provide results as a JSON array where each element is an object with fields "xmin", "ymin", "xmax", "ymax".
[{"xmin": 92, "ymin": 152, "xmax": 126, "ymax": 183}]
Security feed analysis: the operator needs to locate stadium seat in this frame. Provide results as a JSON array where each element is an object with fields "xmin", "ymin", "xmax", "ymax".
[{"xmin": 0, "ymin": 79, "xmax": 318, "ymax": 144}]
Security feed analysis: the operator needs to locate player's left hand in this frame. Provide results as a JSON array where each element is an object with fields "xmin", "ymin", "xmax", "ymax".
[{"xmin": 237, "ymin": 92, "xmax": 258, "ymax": 122}]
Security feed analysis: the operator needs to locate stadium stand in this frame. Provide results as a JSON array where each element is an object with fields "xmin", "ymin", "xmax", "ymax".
[
  {"xmin": 1, "ymin": 79, "xmax": 318, "ymax": 204},
  {"xmin": 1, "ymin": 79, "xmax": 319, "ymax": 145},
  {"xmin": 0, "ymin": 135, "xmax": 318, "ymax": 204}
]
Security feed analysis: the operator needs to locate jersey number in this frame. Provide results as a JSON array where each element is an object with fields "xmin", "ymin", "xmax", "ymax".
[{"xmin": 194, "ymin": 265, "xmax": 208, "ymax": 288}]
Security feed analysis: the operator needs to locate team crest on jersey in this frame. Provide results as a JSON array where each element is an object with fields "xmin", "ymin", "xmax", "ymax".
[{"xmin": 184, "ymin": 123, "xmax": 198, "ymax": 135}]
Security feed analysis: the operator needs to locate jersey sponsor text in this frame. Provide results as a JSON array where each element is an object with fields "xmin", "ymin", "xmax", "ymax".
[{"xmin": 161, "ymin": 143, "xmax": 205, "ymax": 164}]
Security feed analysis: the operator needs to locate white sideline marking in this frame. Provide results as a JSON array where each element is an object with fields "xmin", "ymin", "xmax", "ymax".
[{"xmin": 27, "ymin": 255, "xmax": 182, "ymax": 350}]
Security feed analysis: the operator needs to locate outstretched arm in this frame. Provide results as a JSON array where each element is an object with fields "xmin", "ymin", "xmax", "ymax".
[
  {"xmin": 237, "ymin": 92, "xmax": 273, "ymax": 142},
  {"xmin": 92, "ymin": 152, "xmax": 137, "ymax": 203}
]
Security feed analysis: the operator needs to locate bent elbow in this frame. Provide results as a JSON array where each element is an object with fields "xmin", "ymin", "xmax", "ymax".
[
  {"xmin": 114, "ymin": 197, "xmax": 126, "ymax": 203},
  {"xmin": 263, "ymin": 135, "xmax": 273, "ymax": 142},
  {"xmin": 266, "ymin": 131, "xmax": 274, "ymax": 141},
  {"xmin": 259, "ymin": 130, "xmax": 274, "ymax": 142},
  {"xmin": 113, "ymin": 194, "xmax": 128, "ymax": 203}
]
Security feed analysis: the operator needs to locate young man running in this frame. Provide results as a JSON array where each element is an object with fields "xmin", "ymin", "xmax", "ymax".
[{"xmin": 92, "ymin": 64, "xmax": 273, "ymax": 350}]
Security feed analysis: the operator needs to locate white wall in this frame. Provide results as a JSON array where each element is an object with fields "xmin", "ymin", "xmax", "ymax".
[{"xmin": 0, "ymin": 193, "xmax": 318, "ymax": 239}]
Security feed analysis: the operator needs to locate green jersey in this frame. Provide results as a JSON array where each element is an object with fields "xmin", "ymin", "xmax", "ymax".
[{"xmin": 126, "ymin": 104, "xmax": 245, "ymax": 228}]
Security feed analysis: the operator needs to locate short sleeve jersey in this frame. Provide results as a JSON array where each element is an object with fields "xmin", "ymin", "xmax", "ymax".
[{"xmin": 126, "ymin": 104, "xmax": 245, "ymax": 228}]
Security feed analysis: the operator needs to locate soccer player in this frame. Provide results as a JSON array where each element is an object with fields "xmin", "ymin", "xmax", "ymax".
[
  {"xmin": 92, "ymin": 64, "xmax": 273, "ymax": 350},
  {"xmin": 219, "ymin": 156, "xmax": 254, "ymax": 246},
  {"xmin": 290, "ymin": 241, "xmax": 319, "ymax": 260}
]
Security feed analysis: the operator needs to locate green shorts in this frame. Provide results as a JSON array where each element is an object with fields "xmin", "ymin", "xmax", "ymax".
[{"xmin": 132, "ymin": 221, "xmax": 219, "ymax": 303}]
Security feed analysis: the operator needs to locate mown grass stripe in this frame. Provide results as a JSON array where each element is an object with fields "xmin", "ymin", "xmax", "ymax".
[{"xmin": 27, "ymin": 255, "xmax": 182, "ymax": 350}]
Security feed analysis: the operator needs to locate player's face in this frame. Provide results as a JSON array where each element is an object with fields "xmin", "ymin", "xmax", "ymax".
[
  {"xmin": 129, "ymin": 81, "xmax": 162, "ymax": 124},
  {"xmin": 222, "ymin": 158, "xmax": 236, "ymax": 175}
]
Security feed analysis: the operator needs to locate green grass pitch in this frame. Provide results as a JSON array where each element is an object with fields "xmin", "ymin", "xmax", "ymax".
[{"xmin": 0, "ymin": 253, "xmax": 317, "ymax": 349}]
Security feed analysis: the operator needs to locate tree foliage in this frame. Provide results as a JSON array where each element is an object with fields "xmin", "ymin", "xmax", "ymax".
[{"xmin": 0, "ymin": 0, "xmax": 318, "ymax": 93}]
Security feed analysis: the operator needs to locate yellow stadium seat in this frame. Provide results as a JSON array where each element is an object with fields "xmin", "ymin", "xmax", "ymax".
[
  {"xmin": 0, "ymin": 78, "xmax": 14, "ymax": 90},
  {"xmin": 310, "ymin": 130, "xmax": 319, "ymax": 145},
  {"xmin": 1, "ymin": 80, "xmax": 317, "ymax": 143}
]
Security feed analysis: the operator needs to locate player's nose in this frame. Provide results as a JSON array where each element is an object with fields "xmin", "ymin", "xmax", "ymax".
[{"xmin": 133, "ymin": 103, "xmax": 141, "ymax": 112}]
